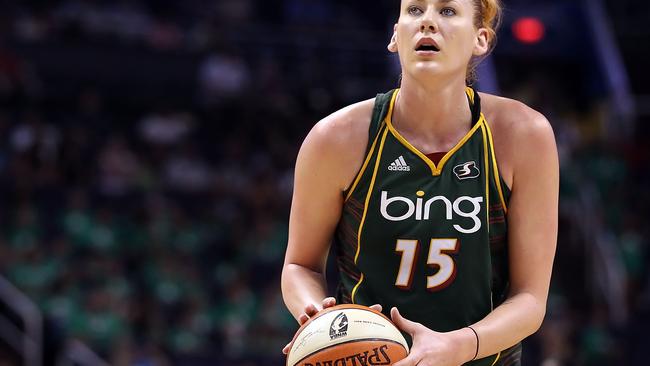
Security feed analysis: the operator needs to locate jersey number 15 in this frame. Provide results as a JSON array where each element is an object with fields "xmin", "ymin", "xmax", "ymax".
[{"xmin": 395, "ymin": 239, "xmax": 459, "ymax": 291}]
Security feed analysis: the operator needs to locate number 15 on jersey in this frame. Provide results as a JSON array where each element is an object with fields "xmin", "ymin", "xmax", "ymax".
[{"xmin": 395, "ymin": 239, "xmax": 459, "ymax": 291}]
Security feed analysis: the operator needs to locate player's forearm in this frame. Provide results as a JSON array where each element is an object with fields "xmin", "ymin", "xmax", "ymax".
[
  {"xmin": 281, "ymin": 263, "xmax": 329, "ymax": 321},
  {"xmin": 460, "ymin": 291, "xmax": 546, "ymax": 359}
]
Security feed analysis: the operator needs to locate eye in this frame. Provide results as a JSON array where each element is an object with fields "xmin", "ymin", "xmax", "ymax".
[
  {"xmin": 440, "ymin": 7, "xmax": 457, "ymax": 16},
  {"xmin": 407, "ymin": 5, "xmax": 424, "ymax": 16}
]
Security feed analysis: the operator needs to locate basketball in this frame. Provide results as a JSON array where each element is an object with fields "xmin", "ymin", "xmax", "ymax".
[{"xmin": 286, "ymin": 304, "xmax": 409, "ymax": 366}]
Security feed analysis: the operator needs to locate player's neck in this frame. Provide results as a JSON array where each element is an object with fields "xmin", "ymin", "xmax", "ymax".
[{"xmin": 393, "ymin": 76, "xmax": 473, "ymax": 150}]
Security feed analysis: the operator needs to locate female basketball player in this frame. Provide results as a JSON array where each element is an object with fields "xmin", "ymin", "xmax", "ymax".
[{"xmin": 282, "ymin": 0, "xmax": 558, "ymax": 365}]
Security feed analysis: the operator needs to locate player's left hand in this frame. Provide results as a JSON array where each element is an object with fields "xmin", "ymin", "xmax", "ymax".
[
  {"xmin": 390, "ymin": 307, "xmax": 468, "ymax": 366},
  {"xmin": 282, "ymin": 299, "xmax": 383, "ymax": 355}
]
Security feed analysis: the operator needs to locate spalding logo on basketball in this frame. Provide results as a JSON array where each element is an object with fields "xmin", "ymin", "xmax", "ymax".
[{"xmin": 286, "ymin": 304, "xmax": 409, "ymax": 366}]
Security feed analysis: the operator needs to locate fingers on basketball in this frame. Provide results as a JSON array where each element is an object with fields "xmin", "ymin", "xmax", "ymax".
[
  {"xmin": 304, "ymin": 303, "xmax": 318, "ymax": 316},
  {"xmin": 390, "ymin": 307, "xmax": 420, "ymax": 336},
  {"xmin": 298, "ymin": 313, "xmax": 310, "ymax": 325},
  {"xmin": 321, "ymin": 297, "xmax": 336, "ymax": 309},
  {"xmin": 300, "ymin": 298, "xmax": 337, "ymax": 325},
  {"xmin": 288, "ymin": 298, "xmax": 339, "ymax": 353}
]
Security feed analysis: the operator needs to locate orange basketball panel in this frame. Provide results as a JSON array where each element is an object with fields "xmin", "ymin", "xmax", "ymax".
[{"xmin": 291, "ymin": 339, "xmax": 408, "ymax": 366}]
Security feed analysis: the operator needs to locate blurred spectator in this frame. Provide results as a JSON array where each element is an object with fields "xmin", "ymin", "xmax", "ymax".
[
  {"xmin": 215, "ymin": 0, "xmax": 254, "ymax": 25},
  {"xmin": 137, "ymin": 109, "xmax": 194, "ymax": 147},
  {"xmin": 0, "ymin": 44, "xmax": 40, "ymax": 98},
  {"xmin": 197, "ymin": 50, "xmax": 250, "ymax": 104},
  {"xmin": 9, "ymin": 111, "xmax": 60, "ymax": 162},
  {"xmin": 97, "ymin": 136, "xmax": 141, "ymax": 197},
  {"xmin": 163, "ymin": 144, "xmax": 213, "ymax": 193}
]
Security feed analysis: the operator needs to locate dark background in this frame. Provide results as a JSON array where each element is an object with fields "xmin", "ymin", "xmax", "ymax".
[{"xmin": 0, "ymin": 0, "xmax": 648, "ymax": 365}]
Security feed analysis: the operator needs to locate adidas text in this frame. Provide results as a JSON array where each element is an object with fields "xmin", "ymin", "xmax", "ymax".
[{"xmin": 388, "ymin": 165, "xmax": 410, "ymax": 172}]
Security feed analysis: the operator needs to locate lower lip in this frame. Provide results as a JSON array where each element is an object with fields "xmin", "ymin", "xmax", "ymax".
[{"xmin": 416, "ymin": 50, "xmax": 439, "ymax": 56}]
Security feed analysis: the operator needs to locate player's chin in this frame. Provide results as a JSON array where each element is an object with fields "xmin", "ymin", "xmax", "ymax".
[
  {"xmin": 413, "ymin": 61, "xmax": 442, "ymax": 70},
  {"xmin": 404, "ymin": 62, "xmax": 446, "ymax": 78}
]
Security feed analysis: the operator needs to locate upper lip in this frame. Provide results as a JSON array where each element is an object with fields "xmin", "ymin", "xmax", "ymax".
[{"xmin": 415, "ymin": 37, "xmax": 440, "ymax": 52}]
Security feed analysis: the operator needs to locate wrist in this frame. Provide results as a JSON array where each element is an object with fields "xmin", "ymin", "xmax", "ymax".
[{"xmin": 447, "ymin": 327, "xmax": 478, "ymax": 364}]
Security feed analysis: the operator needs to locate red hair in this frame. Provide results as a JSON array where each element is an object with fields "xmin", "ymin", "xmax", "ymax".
[{"xmin": 467, "ymin": 0, "xmax": 503, "ymax": 84}]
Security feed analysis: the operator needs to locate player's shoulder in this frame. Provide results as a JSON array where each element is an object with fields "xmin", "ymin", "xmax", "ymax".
[
  {"xmin": 478, "ymin": 92, "xmax": 555, "ymax": 144},
  {"xmin": 304, "ymin": 98, "xmax": 375, "ymax": 155},
  {"xmin": 297, "ymin": 98, "xmax": 376, "ymax": 190},
  {"xmin": 478, "ymin": 93, "xmax": 557, "ymax": 185},
  {"xmin": 308, "ymin": 98, "xmax": 375, "ymax": 148}
]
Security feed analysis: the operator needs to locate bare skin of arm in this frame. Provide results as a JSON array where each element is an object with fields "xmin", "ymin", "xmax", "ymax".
[
  {"xmin": 391, "ymin": 95, "xmax": 559, "ymax": 366},
  {"xmin": 281, "ymin": 99, "xmax": 374, "ymax": 322},
  {"xmin": 468, "ymin": 95, "xmax": 559, "ymax": 358}
]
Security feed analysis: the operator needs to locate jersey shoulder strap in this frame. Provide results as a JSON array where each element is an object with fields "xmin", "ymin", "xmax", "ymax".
[
  {"xmin": 467, "ymin": 86, "xmax": 481, "ymax": 126},
  {"xmin": 368, "ymin": 90, "xmax": 396, "ymax": 143},
  {"xmin": 341, "ymin": 90, "xmax": 395, "ymax": 199}
]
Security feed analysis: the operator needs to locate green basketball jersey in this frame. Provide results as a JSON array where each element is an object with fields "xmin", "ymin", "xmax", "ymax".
[{"xmin": 334, "ymin": 88, "xmax": 520, "ymax": 366}]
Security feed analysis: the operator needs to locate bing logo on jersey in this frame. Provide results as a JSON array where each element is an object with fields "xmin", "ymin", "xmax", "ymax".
[
  {"xmin": 380, "ymin": 191, "xmax": 483, "ymax": 234},
  {"xmin": 453, "ymin": 161, "xmax": 480, "ymax": 180}
]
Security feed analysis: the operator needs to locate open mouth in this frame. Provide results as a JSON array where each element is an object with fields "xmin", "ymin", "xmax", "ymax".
[
  {"xmin": 416, "ymin": 44, "xmax": 440, "ymax": 52},
  {"xmin": 415, "ymin": 38, "xmax": 440, "ymax": 53}
]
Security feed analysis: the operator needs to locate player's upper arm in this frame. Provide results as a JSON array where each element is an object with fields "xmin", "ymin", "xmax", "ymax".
[
  {"xmin": 284, "ymin": 100, "xmax": 374, "ymax": 273},
  {"xmin": 500, "ymin": 101, "xmax": 559, "ymax": 304}
]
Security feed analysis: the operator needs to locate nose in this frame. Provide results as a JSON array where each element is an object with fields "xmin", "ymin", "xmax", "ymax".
[
  {"xmin": 420, "ymin": 8, "xmax": 437, "ymax": 32},
  {"xmin": 420, "ymin": 23, "xmax": 436, "ymax": 32}
]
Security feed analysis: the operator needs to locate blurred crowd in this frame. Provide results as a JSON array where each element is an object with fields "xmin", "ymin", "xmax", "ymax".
[
  {"xmin": 0, "ymin": 0, "xmax": 649, "ymax": 365},
  {"xmin": 499, "ymin": 67, "xmax": 650, "ymax": 365}
]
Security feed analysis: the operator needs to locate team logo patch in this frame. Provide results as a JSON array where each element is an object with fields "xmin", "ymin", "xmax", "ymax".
[
  {"xmin": 329, "ymin": 312, "xmax": 349, "ymax": 340},
  {"xmin": 453, "ymin": 161, "xmax": 480, "ymax": 180}
]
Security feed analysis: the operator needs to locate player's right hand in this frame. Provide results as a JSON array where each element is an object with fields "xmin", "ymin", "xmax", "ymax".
[
  {"xmin": 282, "ymin": 298, "xmax": 383, "ymax": 355},
  {"xmin": 297, "ymin": 297, "xmax": 337, "ymax": 326}
]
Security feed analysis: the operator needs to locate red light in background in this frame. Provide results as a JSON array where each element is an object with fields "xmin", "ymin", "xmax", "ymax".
[{"xmin": 512, "ymin": 17, "xmax": 545, "ymax": 44}]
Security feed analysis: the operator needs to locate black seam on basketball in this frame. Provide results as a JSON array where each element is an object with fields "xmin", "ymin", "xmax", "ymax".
[{"xmin": 291, "ymin": 338, "xmax": 406, "ymax": 366}]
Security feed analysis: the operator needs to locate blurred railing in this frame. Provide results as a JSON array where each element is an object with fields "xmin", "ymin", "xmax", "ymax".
[
  {"xmin": 574, "ymin": 181, "xmax": 628, "ymax": 326},
  {"xmin": 583, "ymin": 0, "xmax": 635, "ymax": 138},
  {"xmin": 0, "ymin": 275, "xmax": 109, "ymax": 366},
  {"xmin": 0, "ymin": 275, "xmax": 42, "ymax": 366},
  {"xmin": 58, "ymin": 340, "xmax": 110, "ymax": 366}
]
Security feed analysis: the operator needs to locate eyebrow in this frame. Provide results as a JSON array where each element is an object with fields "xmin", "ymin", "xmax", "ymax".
[
  {"xmin": 410, "ymin": 0, "xmax": 460, "ymax": 5},
  {"xmin": 414, "ymin": 0, "xmax": 458, "ymax": 4}
]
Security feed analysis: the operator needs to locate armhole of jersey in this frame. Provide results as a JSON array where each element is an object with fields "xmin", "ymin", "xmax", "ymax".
[
  {"xmin": 491, "ymin": 351, "xmax": 502, "ymax": 366},
  {"xmin": 480, "ymin": 120, "xmax": 491, "ymax": 232},
  {"xmin": 343, "ymin": 90, "xmax": 395, "ymax": 201},
  {"xmin": 483, "ymin": 119, "xmax": 509, "ymax": 214}
]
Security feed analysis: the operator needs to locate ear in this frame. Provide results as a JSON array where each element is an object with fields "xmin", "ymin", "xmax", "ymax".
[
  {"xmin": 387, "ymin": 24, "xmax": 398, "ymax": 53},
  {"xmin": 473, "ymin": 28, "xmax": 490, "ymax": 56}
]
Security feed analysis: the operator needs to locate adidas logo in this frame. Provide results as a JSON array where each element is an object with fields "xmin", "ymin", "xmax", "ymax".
[{"xmin": 388, "ymin": 156, "xmax": 411, "ymax": 172}]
